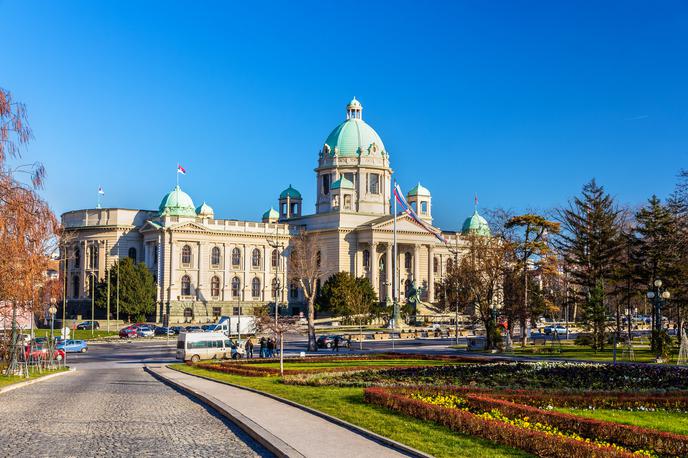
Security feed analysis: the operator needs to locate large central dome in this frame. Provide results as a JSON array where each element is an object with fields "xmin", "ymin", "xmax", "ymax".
[{"xmin": 323, "ymin": 97, "xmax": 386, "ymax": 157}]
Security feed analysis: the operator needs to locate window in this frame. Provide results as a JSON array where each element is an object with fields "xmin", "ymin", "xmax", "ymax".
[
  {"xmin": 231, "ymin": 248, "xmax": 241, "ymax": 267},
  {"xmin": 446, "ymin": 258, "xmax": 453, "ymax": 272},
  {"xmin": 251, "ymin": 277, "xmax": 261, "ymax": 298},
  {"xmin": 181, "ymin": 275, "xmax": 191, "ymax": 296},
  {"xmin": 183, "ymin": 307, "xmax": 193, "ymax": 319},
  {"xmin": 128, "ymin": 247, "xmax": 137, "ymax": 261},
  {"xmin": 211, "ymin": 276, "xmax": 220, "ymax": 297},
  {"xmin": 281, "ymin": 203, "xmax": 287, "ymax": 215},
  {"xmin": 271, "ymin": 249, "xmax": 279, "ymax": 268},
  {"xmin": 74, "ymin": 248, "xmax": 80, "ymax": 268},
  {"xmin": 290, "ymin": 202, "xmax": 298, "ymax": 215},
  {"xmin": 153, "ymin": 245, "xmax": 158, "ymax": 264},
  {"xmin": 181, "ymin": 245, "xmax": 192, "ymax": 266},
  {"xmin": 362, "ymin": 249, "xmax": 370, "ymax": 269},
  {"xmin": 233, "ymin": 306, "xmax": 241, "ymax": 315},
  {"xmin": 421, "ymin": 201, "xmax": 428, "ymax": 215},
  {"xmin": 344, "ymin": 172, "xmax": 354, "ymax": 184},
  {"xmin": 369, "ymin": 173, "xmax": 380, "ymax": 194},
  {"xmin": 72, "ymin": 275, "xmax": 80, "ymax": 298},
  {"xmin": 404, "ymin": 252, "xmax": 412, "ymax": 269},
  {"xmin": 322, "ymin": 174, "xmax": 331, "ymax": 195},
  {"xmin": 343, "ymin": 194, "xmax": 352, "ymax": 210},
  {"xmin": 433, "ymin": 257, "xmax": 439, "ymax": 274},
  {"xmin": 411, "ymin": 201, "xmax": 417, "ymax": 212},
  {"xmin": 212, "ymin": 306, "xmax": 222, "ymax": 318},
  {"xmin": 211, "ymin": 246, "xmax": 221, "ymax": 267},
  {"xmin": 252, "ymin": 248, "xmax": 261, "ymax": 268},
  {"xmin": 88, "ymin": 243, "xmax": 99, "ymax": 269},
  {"xmin": 290, "ymin": 282, "xmax": 298, "ymax": 298},
  {"xmin": 231, "ymin": 277, "xmax": 241, "ymax": 297}
]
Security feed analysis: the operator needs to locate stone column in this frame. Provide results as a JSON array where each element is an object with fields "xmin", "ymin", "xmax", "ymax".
[
  {"xmin": 427, "ymin": 244, "xmax": 435, "ymax": 302},
  {"xmin": 385, "ymin": 242, "xmax": 393, "ymax": 301},
  {"xmin": 413, "ymin": 244, "xmax": 421, "ymax": 284},
  {"xmin": 242, "ymin": 243, "xmax": 249, "ymax": 302},
  {"xmin": 168, "ymin": 233, "xmax": 176, "ymax": 302},
  {"xmin": 223, "ymin": 243, "xmax": 229, "ymax": 301},
  {"xmin": 80, "ymin": 240, "xmax": 87, "ymax": 298},
  {"xmin": 370, "ymin": 242, "xmax": 379, "ymax": 296},
  {"xmin": 98, "ymin": 240, "xmax": 106, "ymax": 280},
  {"xmin": 262, "ymin": 245, "xmax": 268, "ymax": 302}
]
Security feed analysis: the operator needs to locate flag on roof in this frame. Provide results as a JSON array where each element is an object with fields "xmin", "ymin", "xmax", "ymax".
[
  {"xmin": 98, "ymin": 186, "xmax": 105, "ymax": 195},
  {"xmin": 393, "ymin": 181, "xmax": 448, "ymax": 244},
  {"xmin": 177, "ymin": 164, "xmax": 186, "ymax": 175}
]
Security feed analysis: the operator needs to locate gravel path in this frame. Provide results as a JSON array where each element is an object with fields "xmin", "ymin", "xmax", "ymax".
[{"xmin": 0, "ymin": 368, "xmax": 271, "ymax": 458}]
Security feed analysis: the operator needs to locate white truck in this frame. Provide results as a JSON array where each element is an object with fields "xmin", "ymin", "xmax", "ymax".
[{"xmin": 207, "ymin": 315, "xmax": 257, "ymax": 336}]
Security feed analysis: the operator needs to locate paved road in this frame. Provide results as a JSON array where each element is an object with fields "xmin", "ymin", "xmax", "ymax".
[{"xmin": 0, "ymin": 368, "xmax": 271, "ymax": 458}]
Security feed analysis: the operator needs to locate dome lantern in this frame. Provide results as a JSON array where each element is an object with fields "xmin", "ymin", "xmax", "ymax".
[
  {"xmin": 278, "ymin": 184, "xmax": 302, "ymax": 220},
  {"xmin": 407, "ymin": 182, "xmax": 432, "ymax": 223},
  {"xmin": 346, "ymin": 96, "xmax": 362, "ymax": 120}
]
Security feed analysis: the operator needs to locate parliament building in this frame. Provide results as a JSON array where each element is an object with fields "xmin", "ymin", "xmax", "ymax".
[{"xmin": 61, "ymin": 99, "xmax": 490, "ymax": 323}]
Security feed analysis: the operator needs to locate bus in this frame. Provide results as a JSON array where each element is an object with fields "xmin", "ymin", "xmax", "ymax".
[{"xmin": 176, "ymin": 332, "xmax": 235, "ymax": 363}]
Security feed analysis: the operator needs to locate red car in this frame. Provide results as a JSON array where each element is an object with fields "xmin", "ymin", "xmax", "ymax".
[
  {"xmin": 24, "ymin": 345, "xmax": 66, "ymax": 361},
  {"xmin": 119, "ymin": 326, "xmax": 138, "ymax": 338}
]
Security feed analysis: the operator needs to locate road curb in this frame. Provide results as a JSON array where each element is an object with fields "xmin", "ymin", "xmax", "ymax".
[
  {"xmin": 167, "ymin": 365, "xmax": 431, "ymax": 458},
  {"xmin": 145, "ymin": 365, "xmax": 303, "ymax": 458},
  {"xmin": 0, "ymin": 367, "xmax": 76, "ymax": 395}
]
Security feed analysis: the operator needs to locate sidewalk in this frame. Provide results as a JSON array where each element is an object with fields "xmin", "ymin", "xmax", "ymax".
[{"xmin": 146, "ymin": 365, "xmax": 412, "ymax": 458}]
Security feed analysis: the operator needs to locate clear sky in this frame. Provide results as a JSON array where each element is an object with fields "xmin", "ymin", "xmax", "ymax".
[{"xmin": 2, "ymin": 1, "xmax": 687, "ymax": 229}]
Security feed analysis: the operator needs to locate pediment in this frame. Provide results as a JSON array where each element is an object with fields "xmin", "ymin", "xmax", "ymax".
[
  {"xmin": 169, "ymin": 221, "xmax": 210, "ymax": 232},
  {"xmin": 371, "ymin": 214, "xmax": 438, "ymax": 233}
]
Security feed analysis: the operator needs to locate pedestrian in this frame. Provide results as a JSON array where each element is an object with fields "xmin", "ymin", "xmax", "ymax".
[
  {"xmin": 259, "ymin": 337, "xmax": 266, "ymax": 358},
  {"xmin": 347, "ymin": 335, "xmax": 353, "ymax": 351},
  {"xmin": 267, "ymin": 338, "xmax": 275, "ymax": 357},
  {"xmin": 245, "ymin": 336, "xmax": 254, "ymax": 359},
  {"xmin": 333, "ymin": 335, "xmax": 340, "ymax": 353}
]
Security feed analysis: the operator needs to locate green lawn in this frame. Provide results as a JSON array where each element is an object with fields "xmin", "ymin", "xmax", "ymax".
[
  {"xmin": 0, "ymin": 367, "xmax": 68, "ymax": 388},
  {"xmin": 171, "ymin": 363, "xmax": 531, "ymax": 458},
  {"xmin": 244, "ymin": 358, "xmax": 453, "ymax": 371},
  {"xmin": 557, "ymin": 408, "xmax": 688, "ymax": 435},
  {"xmin": 31, "ymin": 329, "xmax": 119, "ymax": 340},
  {"xmin": 503, "ymin": 344, "xmax": 675, "ymax": 363}
]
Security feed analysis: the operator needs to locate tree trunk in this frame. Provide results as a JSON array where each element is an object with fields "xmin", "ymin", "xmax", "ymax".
[
  {"xmin": 359, "ymin": 322, "xmax": 363, "ymax": 351},
  {"xmin": 307, "ymin": 296, "xmax": 317, "ymax": 351},
  {"xmin": 279, "ymin": 332, "xmax": 284, "ymax": 376},
  {"xmin": 521, "ymin": 267, "xmax": 528, "ymax": 347}
]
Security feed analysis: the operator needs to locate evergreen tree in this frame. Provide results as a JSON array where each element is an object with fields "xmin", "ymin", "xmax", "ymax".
[
  {"xmin": 583, "ymin": 281, "xmax": 607, "ymax": 350},
  {"xmin": 95, "ymin": 258, "xmax": 156, "ymax": 322},
  {"xmin": 556, "ymin": 179, "xmax": 623, "ymax": 339}
]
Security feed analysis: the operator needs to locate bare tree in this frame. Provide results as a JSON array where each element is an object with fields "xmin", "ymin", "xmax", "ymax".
[
  {"xmin": 254, "ymin": 306, "xmax": 300, "ymax": 376},
  {"xmin": 287, "ymin": 231, "xmax": 332, "ymax": 351}
]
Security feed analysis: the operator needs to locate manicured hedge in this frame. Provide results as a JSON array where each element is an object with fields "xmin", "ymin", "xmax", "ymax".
[{"xmin": 364, "ymin": 387, "xmax": 636, "ymax": 458}]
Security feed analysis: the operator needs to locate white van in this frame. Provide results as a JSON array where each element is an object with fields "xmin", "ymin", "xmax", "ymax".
[{"xmin": 176, "ymin": 332, "xmax": 233, "ymax": 363}]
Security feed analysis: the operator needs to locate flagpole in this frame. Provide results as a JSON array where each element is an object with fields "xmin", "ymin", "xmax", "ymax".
[
  {"xmin": 176, "ymin": 164, "xmax": 179, "ymax": 187},
  {"xmin": 392, "ymin": 182, "xmax": 398, "ymax": 329}
]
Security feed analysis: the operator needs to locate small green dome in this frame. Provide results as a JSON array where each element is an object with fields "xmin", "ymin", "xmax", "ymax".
[
  {"xmin": 462, "ymin": 209, "xmax": 491, "ymax": 237},
  {"xmin": 408, "ymin": 182, "xmax": 431, "ymax": 197},
  {"xmin": 324, "ymin": 99, "xmax": 385, "ymax": 157},
  {"xmin": 196, "ymin": 202, "xmax": 214, "ymax": 217},
  {"xmin": 159, "ymin": 186, "xmax": 196, "ymax": 217},
  {"xmin": 331, "ymin": 176, "xmax": 354, "ymax": 190},
  {"xmin": 262, "ymin": 207, "xmax": 279, "ymax": 220},
  {"xmin": 280, "ymin": 184, "xmax": 301, "ymax": 199}
]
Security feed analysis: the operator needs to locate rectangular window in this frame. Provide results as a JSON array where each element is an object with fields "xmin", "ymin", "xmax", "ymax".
[
  {"xmin": 281, "ymin": 203, "xmax": 287, "ymax": 215},
  {"xmin": 343, "ymin": 194, "xmax": 352, "ymax": 210},
  {"xmin": 323, "ymin": 174, "xmax": 331, "ymax": 195},
  {"xmin": 411, "ymin": 201, "xmax": 417, "ymax": 212},
  {"xmin": 421, "ymin": 201, "xmax": 428, "ymax": 214},
  {"xmin": 344, "ymin": 172, "xmax": 354, "ymax": 184},
  {"xmin": 369, "ymin": 174, "xmax": 379, "ymax": 194},
  {"xmin": 212, "ymin": 307, "xmax": 221, "ymax": 318},
  {"xmin": 233, "ymin": 306, "xmax": 241, "ymax": 315}
]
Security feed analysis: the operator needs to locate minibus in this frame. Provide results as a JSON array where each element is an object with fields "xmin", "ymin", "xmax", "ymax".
[{"xmin": 176, "ymin": 332, "xmax": 233, "ymax": 363}]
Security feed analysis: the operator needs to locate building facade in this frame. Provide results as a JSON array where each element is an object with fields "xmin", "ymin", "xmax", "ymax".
[{"xmin": 61, "ymin": 98, "xmax": 490, "ymax": 323}]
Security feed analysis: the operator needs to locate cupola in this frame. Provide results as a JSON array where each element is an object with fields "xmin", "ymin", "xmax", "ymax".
[
  {"xmin": 278, "ymin": 184, "xmax": 302, "ymax": 220},
  {"xmin": 407, "ymin": 182, "xmax": 432, "ymax": 223},
  {"xmin": 262, "ymin": 207, "xmax": 279, "ymax": 223}
]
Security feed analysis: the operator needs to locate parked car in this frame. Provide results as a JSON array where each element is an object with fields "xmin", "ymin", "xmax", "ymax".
[
  {"xmin": 136, "ymin": 325, "xmax": 155, "ymax": 338},
  {"xmin": 201, "ymin": 324, "xmax": 216, "ymax": 332},
  {"xmin": 154, "ymin": 326, "xmax": 175, "ymax": 336},
  {"xmin": 316, "ymin": 335, "xmax": 350, "ymax": 349},
  {"xmin": 24, "ymin": 344, "xmax": 65, "ymax": 361},
  {"xmin": 119, "ymin": 326, "xmax": 138, "ymax": 338},
  {"xmin": 76, "ymin": 321, "xmax": 100, "ymax": 330},
  {"xmin": 57, "ymin": 339, "xmax": 88, "ymax": 353},
  {"xmin": 170, "ymin": 326, "xmax": 184, "ymax": 335},
  {"xmin": 544, "ymin": 325, "xmax": 568, "ymax": 335}
]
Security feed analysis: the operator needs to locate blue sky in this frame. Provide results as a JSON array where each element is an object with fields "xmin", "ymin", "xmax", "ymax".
[{"xmin": 2, "ymin": 1, "xmax": 687, "ymax": 229}]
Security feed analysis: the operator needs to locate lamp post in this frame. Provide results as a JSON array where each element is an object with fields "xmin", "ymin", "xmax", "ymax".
[
  {"xmin": 89, "ymin": 271, "xmax": 96, "ymax": 337},
  {"xmin": 646, "ymin": 279, "xmax": 670, "ymax": 358},
  {"xmin": 48, "ymin": 301, "xmax": 57, "ymax": 342}
]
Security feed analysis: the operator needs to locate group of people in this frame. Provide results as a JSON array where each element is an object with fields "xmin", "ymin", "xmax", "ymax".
[{"xmin": 241, "ymin": 336, "xmax": 278, "ymax": 358}]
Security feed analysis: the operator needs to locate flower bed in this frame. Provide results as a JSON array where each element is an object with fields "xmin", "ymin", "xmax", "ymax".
[
  {"xmin": 364, "ymin": 387, "xmax": 639, "ymax": 457},
  {"xmin": 366, "ymin": 386, "xmax": 688, "ymax": 457}
]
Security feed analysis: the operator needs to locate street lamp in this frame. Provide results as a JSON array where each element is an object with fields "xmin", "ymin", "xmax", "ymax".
[
  {"xmin": 646, "ymin": 279, "xmax": 670, "ymax": 357},
  {"xmin": 89, "ymin": 271, "xmax": 97, "ymax": 337}
]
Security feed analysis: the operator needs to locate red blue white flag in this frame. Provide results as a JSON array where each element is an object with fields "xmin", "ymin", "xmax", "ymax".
[
  {"xmin": 393, "ymin": 181, "xmax": 448, "ymax": 244},
  {"xmin": 177, "ymin": 164, "xmax": 186, "ymax": 175}
]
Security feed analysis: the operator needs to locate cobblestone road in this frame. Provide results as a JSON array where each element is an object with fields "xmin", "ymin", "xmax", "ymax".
[{"xmin": 0, "ymin": 368, "xmax": 271, "ymax": 458}]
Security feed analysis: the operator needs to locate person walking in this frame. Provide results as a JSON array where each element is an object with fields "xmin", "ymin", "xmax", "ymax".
[
  {"xmin": 333, "ymin": 335, "xmax": 340, "ymax": 353},
  {"xmin": 259, "ymin": 337, "xmax": 266, "ymax": 358},
  {"xmin": 267, "ymin": 338, "xmax": 275, "ymax": 357},
  {"xmin": 245, "ymin": 336, "xmax": 254, "ymax": 359}
]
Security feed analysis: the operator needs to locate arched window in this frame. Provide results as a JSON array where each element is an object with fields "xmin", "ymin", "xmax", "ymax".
[
  {"xmin": 252, "ymin": 248, "xmax": 261, "ymax": 268},
  {"xmin": 433, "ymin": 257, "xmax": 439, "ymax": 274},
  {"xmin": 181, "ymin": 245, "xmax": 192, "ymax": 266},
  {"xmin": 231, "ymin": 247, "xmax": 241, "ymax": 267},
  {"xmin": 290, "ymin": 282, "xmax": 298, "ymax": 298},
  {"xmin": 446, "ymin": 258, "xmax": 453, "ymax": 272},
  {"xmin": 231, "ymin": 277, "xmax": 241, "ymax": 297},
  {"xmin": 74, "ymin": 248, "xmax": 80, "ymax": 268},
  {"xmin": 404, "ymin": 252, "xmax": 412, "ymax": 269},
  {"xmin": 181, "ymin": 275, "xmax": 191, "ymax": 296},
  {"xmin": 211, "ymin": 276, "xmax": 220, "ymax": 297},
  {"xmin": 271, "ymin": 249, "xmax": 279, "ymax": 269},
  {"xmin": 362, "ymin": 249, "xmax": 370, "ymax": 269},
  {"xmin": 251, "ymin": 277, "xmax": 261, "ymax": 298},
  {"xmin": 211, "ymin": 246, "xmax": 221, "ymax": 267},
  {"xmin": 72, "ymin": 275, "xmax": 80, "ymax": 298},
  {"xmin": 88, "ymin": 243, "xmax": 99, "ymax": 269},
  {"xmin": 128, "ymin": 247, "xmax": 137, "ymax": 261}
]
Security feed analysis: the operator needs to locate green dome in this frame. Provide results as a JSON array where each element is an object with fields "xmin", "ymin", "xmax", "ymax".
[
  {"xmin": 159, "ymin": 186, "xmax": 197, "ymax": 217},
  {"xmin": 262, "ymin": 207, "xmax": 279, "ymax": 220},
  {"xmin": 462, "ymin": 210, "xmax": 491, "ymax": 237},
  {"xmin": 324, "ymin": 100, "xmax": 385, "ymax": 157},
  {"xmin": 280, "ymin": 184, "xmax": 301, "ymax": 199},
  {"xmin": 331, "ymin": 176, "xmax": 354, "ymax": 190},
  {"xmin": 408, "ymin": 182, "xmax": 431, "ymax": 197},
  {"xmin": 196, "ymin": 202, "xmax": 214, "ymax": 217}
]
